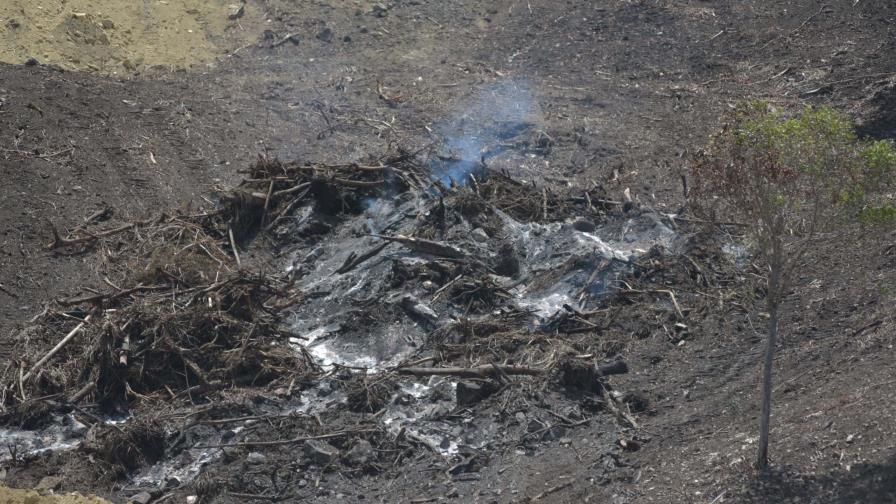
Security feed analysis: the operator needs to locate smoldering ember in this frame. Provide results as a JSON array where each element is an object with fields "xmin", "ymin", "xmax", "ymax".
[{"xmin": 0, "ymin": 2, "xmax": 895, "ymax": 504}]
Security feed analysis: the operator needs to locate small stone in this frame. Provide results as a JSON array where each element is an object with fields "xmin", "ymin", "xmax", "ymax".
[
  {"xmin": 372, "ymin": 4, "xmax": 389, "ymax": 17},
  {"xmin": 36, "ymin": 476, "xmax": 63, "ymax": 491},
  {"xmin": 228, "ymin": 3, "xmax": 245, "ymax": 20},
  {"xmin": 572, "ymin": 218, "xmax": 596, "ymax": 233},
  {"xmin": 297, "ymin": 479, "xmax": 308, "ymax": 488},
  {"xmin": 6, "ymin": 19, "xmax": 21, "ymax": 29},
  {"xmin": 618, "ymin": 438, "xmax": 641, "ymax": 451},
  {"xmin": 24, "ymin": 58, "xmax": 38, "ymax": 66},
  {"xmin": 222, "ymin": 447, "xmax": 240, "ymax": 463},
  {"xmin": 455, "ymin": 380, "xmax": 496, "ymax": 405},
  {"xmin": 345, "ymin": 440, "xmax": 375, "ymax": 466},
  {"xmin": 316, "ymin": 27, "xmax": 334, "ymax": 43},
  {"xmin": 100, "ymin": 19, "xmax": 115, "ymax": 29},
  {"xmin": 446, "ymin": 488, "xmax": 459, "ymax": 498},
  {"xmin": 186, "ymin": 496, "xmax": 198, "ymax": 504},
  {"xmin": 129, "ymin": 491, "xmax": 153, "ymax": 504},
  {"xmin": 305, "ymin": 439, "xmax": 340, "ymax": 465},
  {"xmin": 527, "ymin": 418, "xmax": 544, "ymax": 433},
  {"xmin": 471, "ymin": 228, "xmax": 489, "ymax": 243},
  {"xmin": 247, "ymin": 451, "xmax": 267, "ymax": 464},
  {"xmin": 543, "ymin": 425, "xmax": 567, "ymax": 441}
]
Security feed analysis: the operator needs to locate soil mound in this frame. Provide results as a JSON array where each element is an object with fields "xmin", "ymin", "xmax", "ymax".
[{"xmin": 0, "ymin": 0, "xmax": 264, "ymax": 74}]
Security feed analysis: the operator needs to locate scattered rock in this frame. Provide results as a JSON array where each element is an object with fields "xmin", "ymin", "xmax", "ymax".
[
  {"xmin": 572, "ymin": 218, "xmax": 596, "ymax": 233},
  {"xmin": 100, "ymin": 19, "xmax": 115, "ymax": 30},
  {"xmin": 24, "ymin": 58, "xmax": 39, "ymax": 66},
  {"xmin": 618, "ymin": 438, "xmax": 641, "ymax": 451},
  {"xmin": 493, "ymin": 243, "xmax": 520, "ymax": 277},
  {"xmin": 527, "ymin": 418, "xmax": 544, "ymax": 433},
  {"xmin": 6, "ymin": 19, "xmax": 21, "ymax": 29},
  {"xmin": 400, "ymin": 294, "xmax": 440, "ymax": 327},
  {"xmin": 36, "ymin": 476, "xmax": 63, "ymax": 491},
  {"xmin": 542, "ymin": 425, "xmax": 567, "ymax": 441},
  {"xmin": 345, "ymin": 440, "xmax": 375, "ymax": 466},
  {"xmin": 316, "ymin": 27, "xmax": 334, "ymax": 43},
  {"xmin": 129, "ymin": 491, "xmax": 153, "ymax": 504},
  {"xmin": 222, "ymin": 446, "xmax": 240, "ymax": 463},
  {"xmin": 246, "ymin": 451, "xmax": 267, "ymax": 464},
  {"xmin": 471, "ymin": 228, "xmax": 489, "ymax": 242},
  {"xmin": 620, "ymin": 391, "xmax": 651, "ymax": 413},
  {"xmin": 456, "ymin": 380, "xmax": 498, "ymax": 405},
  {"xmin": 228, "ymin": 3, "xmax": 246, "ymax": 20},
  {"xmin": 372, "ymin": 4, "xmax": 389, "ymax": 17},
  {"xmin": 305, "ymin": 439, "xmax": 340, "ymax": 465},
  {"xmin": 558, "ymin": 358, "xmax": 628, "ymax": 393}
]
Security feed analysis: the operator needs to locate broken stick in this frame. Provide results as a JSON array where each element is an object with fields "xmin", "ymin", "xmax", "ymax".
[
  {"xmin": 372, "ymin": 234, "xmax": 467, "ymax": 259},
  {"xmin": 22, "ymin": 315, "xmax": 91, "ymax": 383},
  {"xmin": 335, "ymin": 242, "xmax": 388, "ymax": 275}
]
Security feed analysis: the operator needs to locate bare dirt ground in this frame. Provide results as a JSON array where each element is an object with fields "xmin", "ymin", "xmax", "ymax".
[{"xmin": 1, "ymin": 1, "xmax": 895, "ymax": 503}]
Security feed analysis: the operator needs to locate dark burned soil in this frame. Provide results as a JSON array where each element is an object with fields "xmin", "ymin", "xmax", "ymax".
[{"xmin": 1, "ymin": 1, "xmax": 895, "ymax": 503}]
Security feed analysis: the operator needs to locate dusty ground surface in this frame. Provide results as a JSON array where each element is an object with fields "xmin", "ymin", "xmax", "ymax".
[
  {"xmin": 0, "ymin": 0, "xmax": 265, "ymax": 74},
  {"xmin": 0, "ymin": 486, "xmax": 109, "ymax": 504},
  {"xmin": 1, "ymin": 0, "xmax": 895, "ymax": 503}
]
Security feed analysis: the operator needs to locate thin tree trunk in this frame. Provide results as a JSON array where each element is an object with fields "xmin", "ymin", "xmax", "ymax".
[{"xmin": 757, "ymin": 267, "xmax": 781, "ymax": 470}]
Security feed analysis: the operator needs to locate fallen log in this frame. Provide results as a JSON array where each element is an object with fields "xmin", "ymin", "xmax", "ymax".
[
  {"xmin": 397, "ymin": 364, "xmax": 542, "ymax": 379},
  {"xmin": 57, "ymin": 284, "xmax": 166, "ymax": 307},
  {"xmin": 198, "ymin": 428, "xmax": 378, "ymax": 448},
  {"xmin": 372, "ymin": 234, "xmax": 467, "ymax": 259}
]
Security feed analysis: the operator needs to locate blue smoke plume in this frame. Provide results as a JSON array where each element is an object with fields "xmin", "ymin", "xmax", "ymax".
[{"xmin": 432, "ymin": 79, "xmax": 536, "ymax": 185}]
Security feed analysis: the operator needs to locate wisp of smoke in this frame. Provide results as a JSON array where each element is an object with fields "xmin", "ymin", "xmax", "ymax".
[{"xmin": 432, "ymin": 79, "xmax": 538, "ymax": 185}]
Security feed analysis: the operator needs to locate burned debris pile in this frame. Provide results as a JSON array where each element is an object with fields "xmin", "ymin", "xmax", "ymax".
[{"xmin": 0, "ymin": 148, "xmax": 737, "ymax": 498}]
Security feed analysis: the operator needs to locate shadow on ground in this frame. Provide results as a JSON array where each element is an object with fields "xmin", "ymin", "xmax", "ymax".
[
  {"xmin": 733, "ymin": 452, "xmax": 896, "ymax": 503},
  {"xmin": 858, "ymin": 86, "xmax": 896, "ymax": 140}
]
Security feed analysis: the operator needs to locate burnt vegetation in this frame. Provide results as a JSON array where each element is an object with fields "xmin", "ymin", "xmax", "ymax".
[{"xmin": 0, "ymin": 144, "xmax": 740, "ymax": 497}]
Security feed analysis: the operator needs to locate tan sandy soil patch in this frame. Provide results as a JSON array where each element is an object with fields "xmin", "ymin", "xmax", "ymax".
[
  {"xmin": 0, "ymin": 486, "xmax": 109, "ymax": 504},
  {"xmin": 0, "ymin": 0, "xmax": 265, "ymax": 74}
]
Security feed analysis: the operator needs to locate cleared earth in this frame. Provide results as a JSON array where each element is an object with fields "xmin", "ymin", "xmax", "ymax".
[
  {"xmin": 0, "ymin": 1, "xmax": 894, "ymax": 503},
  {"xmin": 0, "ymin": 0, "xmax": 265, "ymax": 74}
]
